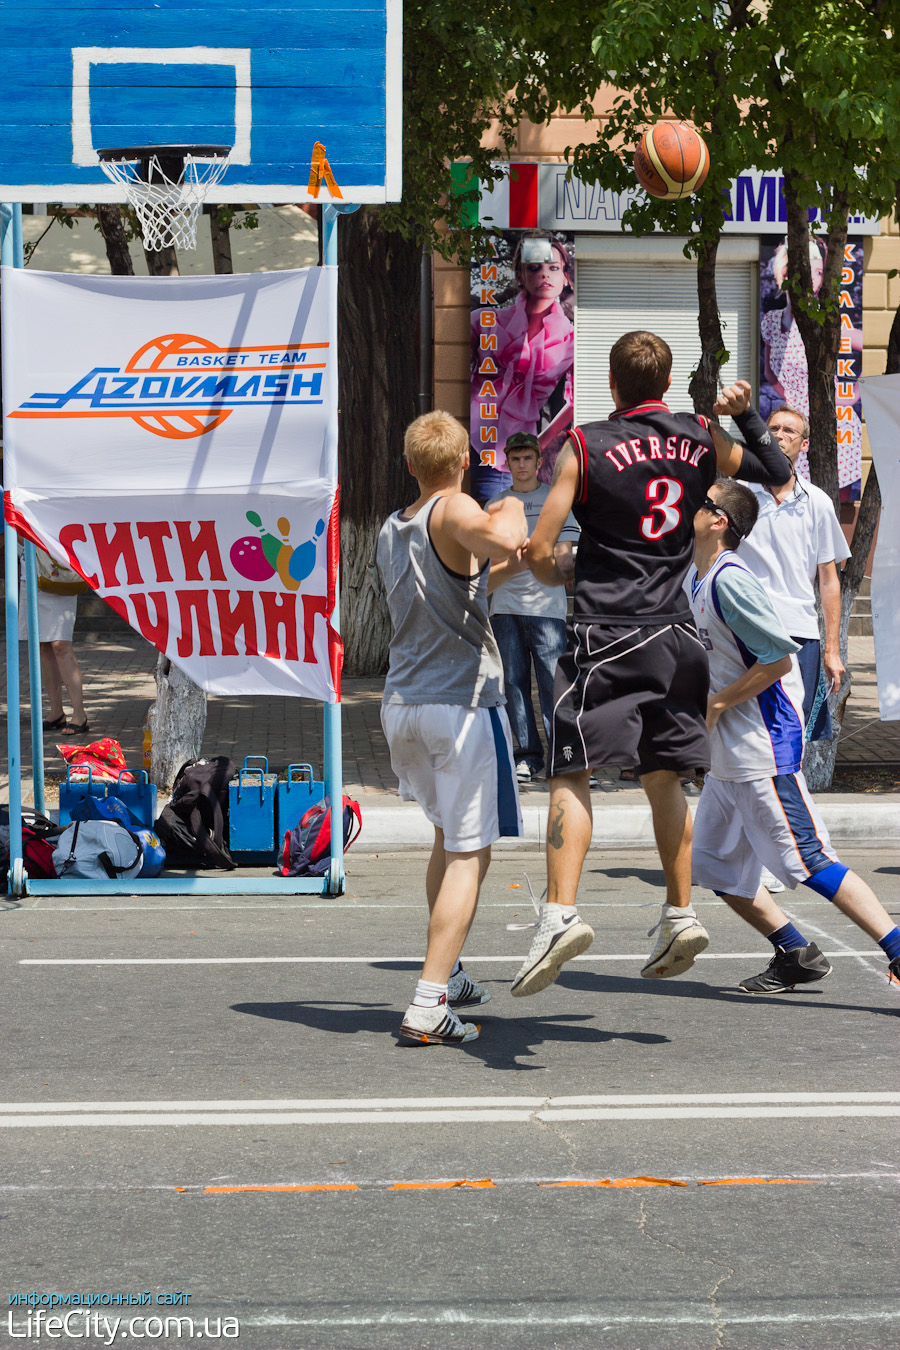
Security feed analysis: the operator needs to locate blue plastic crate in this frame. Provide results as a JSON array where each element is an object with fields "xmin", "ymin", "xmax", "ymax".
[
  {"xmin": 276, "ymin": 763, "xmax": 325, "ymax": 845},
  {"xmin": 58, "ymin": 765, "xmax": 108, "ymax": 826},
  {"xmin": 228, "ymin": 756, "xmax": 278, "ymax": 865},
  {"xmin": 111, "ymin": 770, "xmax": 157, "ymax": 828}
]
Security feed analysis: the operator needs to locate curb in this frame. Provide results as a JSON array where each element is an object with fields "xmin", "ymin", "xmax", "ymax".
[{"xmin": 359, "ymin": 800, "xmax": 900, "ymax": 850}]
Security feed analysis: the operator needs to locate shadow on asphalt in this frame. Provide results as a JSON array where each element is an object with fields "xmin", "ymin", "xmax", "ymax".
[
  {"xmin": 231, "ymin": 999, "xmax": 671, "ymax": 1069},
  {"xmin": 583, "ymin": 866, "xmax": 665, "ymax": 886},
  {"xmin": 557, "ymin": 968, "xmax": 900, "ymax": 1017}
]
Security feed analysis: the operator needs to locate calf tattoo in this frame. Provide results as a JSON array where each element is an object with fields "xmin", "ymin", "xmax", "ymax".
[{"xmin": 549, "ymin": 802, "xmax": 565, "ymax": 850}]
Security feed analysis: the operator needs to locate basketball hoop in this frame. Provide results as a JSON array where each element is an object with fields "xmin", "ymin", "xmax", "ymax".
[{"xmin": 97, "ymin": 144, "xmax": 232, "ymax": 251}]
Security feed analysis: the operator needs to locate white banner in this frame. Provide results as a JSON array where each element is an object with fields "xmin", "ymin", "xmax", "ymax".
[
  {"xmin": 858, "ymin": 375, "xmax": 900, "ymax": 719},
  {"xmin": 2, "ymin": 266, "xmax": 341, "ymax": 701}
]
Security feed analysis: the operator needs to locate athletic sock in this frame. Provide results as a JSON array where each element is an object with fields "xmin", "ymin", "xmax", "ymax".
[
  {"xmin": 877, "ymin": 926, "xmax": 900, "ymax": 964},
  {"xmin": 662, "ymin": 902, "xmax": 695, "ymax": 922},
  {"xmin": 412, "ymin": 978, "xmax": 448, "ymax": 1008},
  {"xmin": 766, "ymin": 921, "xmax": 807, "ymax": 953}
]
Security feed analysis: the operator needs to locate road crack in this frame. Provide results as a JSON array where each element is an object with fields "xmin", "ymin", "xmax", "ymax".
[
  {"xmin": 528, "ymin": 1096, "xmax": 579, "ymax": 1170},
  {"xmin": 635, "ymin": 1196, "xmax": 736, "ymax": 1348}
]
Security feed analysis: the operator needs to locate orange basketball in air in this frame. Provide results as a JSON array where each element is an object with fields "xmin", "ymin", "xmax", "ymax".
[{"xmin": 634, "ymin": 121, "xmax": 710, "ymax": 201}]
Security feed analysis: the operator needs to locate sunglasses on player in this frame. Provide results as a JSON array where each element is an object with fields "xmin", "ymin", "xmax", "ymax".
[{"xmin": 701, "ymin": 496, "xmax": 743, "ymax": 539}]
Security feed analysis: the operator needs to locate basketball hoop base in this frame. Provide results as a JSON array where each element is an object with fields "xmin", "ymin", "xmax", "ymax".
[{"xmin": 97, "ymin": 144, "xmax": 232, "ymax": 251}]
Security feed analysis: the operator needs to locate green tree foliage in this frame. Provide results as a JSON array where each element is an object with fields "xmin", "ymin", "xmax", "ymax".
[{"xmin": 529, "ymin": 0, "xmax": 900, "ymax": 782}]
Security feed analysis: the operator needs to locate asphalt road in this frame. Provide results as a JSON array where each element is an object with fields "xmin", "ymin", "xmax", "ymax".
[{"xmin": 2, "ymin": 847, "xmax": 899, "ymax": 1350}]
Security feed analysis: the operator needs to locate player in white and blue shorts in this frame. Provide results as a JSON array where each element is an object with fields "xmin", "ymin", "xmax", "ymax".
[{"xmin": 687, "ymin": 478, "xmax": 900, "ymax": 993}]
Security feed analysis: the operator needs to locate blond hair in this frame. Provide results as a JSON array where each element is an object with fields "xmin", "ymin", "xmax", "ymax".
[{"xmin": 405, "ymin": 411, "xmax": 468, "ymax": 484}]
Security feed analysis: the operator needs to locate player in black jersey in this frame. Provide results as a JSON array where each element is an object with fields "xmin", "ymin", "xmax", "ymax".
[{"xmin": 509, "ymin": 330, "xmax": 793, "ymax": 997}]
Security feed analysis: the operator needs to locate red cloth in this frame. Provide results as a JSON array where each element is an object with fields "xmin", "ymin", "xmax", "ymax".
[{"xmin": 57, "ymin": 737, "xmax": 135, "ymax": 783}]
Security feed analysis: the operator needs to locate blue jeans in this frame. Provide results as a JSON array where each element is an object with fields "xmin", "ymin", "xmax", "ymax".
[
  {"xmin": 793, "ymin": 636, "xmax": 833, "ymax": 742},
  {"xmin": 491, "ymin": 613, "xmax": 567, "ymax": 773}
]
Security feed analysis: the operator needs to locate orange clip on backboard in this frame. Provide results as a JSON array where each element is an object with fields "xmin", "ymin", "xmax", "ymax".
[{"xmin": 308, "ymin": 142, "xmax": 344, "ymax": 200}]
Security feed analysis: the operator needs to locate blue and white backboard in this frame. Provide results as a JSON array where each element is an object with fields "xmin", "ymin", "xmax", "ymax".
[{"xmin": 0, "ymin": 0, "xmax": 401, "ymax": 203}]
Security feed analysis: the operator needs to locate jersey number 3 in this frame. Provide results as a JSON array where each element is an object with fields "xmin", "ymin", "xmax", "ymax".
[{"xmin": 640, "ymin": 477, "xmax": 684, "ymax": 539}]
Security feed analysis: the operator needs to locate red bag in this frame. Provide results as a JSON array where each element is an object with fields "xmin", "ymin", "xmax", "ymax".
[
  {"xmin": 57, "ymin": 737, "xmax": 135, "ymax": 785},
  {"xmin": 23, "ymin": 832, "xmax": 57, "ymax": 878},
  {"xmin": 20, "ymin": 812, "xmax": 62, "ymax": 878},
  {"xmin": 280, "ymin": 796, "xmax": 361, "ymax": 877}
]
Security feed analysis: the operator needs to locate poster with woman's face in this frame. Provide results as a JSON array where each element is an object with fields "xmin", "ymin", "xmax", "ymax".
[
  {"xmin": 759, "ymin": 235, "xmax": 863, "ymax": 501},
  {"xmin": 470, "ymin": 230, "xmax": 575, "ymax": 502}
]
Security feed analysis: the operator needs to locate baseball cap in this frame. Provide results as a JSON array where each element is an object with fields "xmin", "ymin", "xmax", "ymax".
[{"xmin": 505, "ymin": 432, "xmax": 541, "ymax": 453}]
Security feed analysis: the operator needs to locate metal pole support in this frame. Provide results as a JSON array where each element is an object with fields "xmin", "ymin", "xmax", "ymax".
[{"xmin": 321, "ymin": 201, "xmax": 359, "ymax": 895}]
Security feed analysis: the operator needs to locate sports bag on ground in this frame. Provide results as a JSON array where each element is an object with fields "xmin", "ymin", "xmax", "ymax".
[
  {"xmin": 0, "ymin": 809, "xmax": 64, "ymax": 880},
  {"xmin": 52, "ymin": 819, "xmax": 143, "ymax": 880},
  {"xmin": 280, "ymin": 795, "xmax": 362, "ymax": 878},
  {"xmin": 153, "ymin": 756, "xmax": 236, "ymax": 871}
]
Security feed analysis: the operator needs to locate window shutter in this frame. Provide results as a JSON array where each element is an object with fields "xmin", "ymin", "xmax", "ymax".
[{"xmin": 573, "ymin": 253, "xmax": 756, "ymax": 434}]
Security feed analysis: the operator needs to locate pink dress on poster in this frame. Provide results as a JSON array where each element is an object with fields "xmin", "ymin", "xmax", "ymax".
[{"xmin": 470, "ymin": 292, "xmax": 574, "ymax": 462}]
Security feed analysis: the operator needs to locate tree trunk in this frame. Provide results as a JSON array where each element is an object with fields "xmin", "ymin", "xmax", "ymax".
[
  {"xmin": 96, "ymin": 206, "xmax": 134, "ymax": 276},
  {"xmin": 783, "ymin": 174, "xmax": 846, "ymax": 510},
  {"xmin": 148, "ymin": 653, "xmax": 208, "ymax": 790},
  {"xmin": 144, "ymin": 244, "xmax": 179, "ymax": 277},
  {"xmin": 337, "ymin": 207, "xmax": 420, "ymax": 675},
  {"xmin": 209, "ymin": 208, "xmax": 233, "ymax": 274},
  {"xmin": 688, "ymin": 233, "xmax": 725, "ymax": 416}
]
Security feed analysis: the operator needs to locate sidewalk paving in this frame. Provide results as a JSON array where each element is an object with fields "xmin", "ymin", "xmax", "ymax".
[{"xmin": 1, "ymin": 634, "xmax": 898, "ymax": 847}]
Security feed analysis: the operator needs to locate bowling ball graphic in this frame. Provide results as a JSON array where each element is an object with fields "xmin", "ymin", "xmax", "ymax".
[{"xmin": 230, "ymin": 536, "xmax": 276, "ymax": 582}]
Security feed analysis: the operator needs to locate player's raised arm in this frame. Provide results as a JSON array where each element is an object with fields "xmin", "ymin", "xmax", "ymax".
[
  {"xmin": 527, "ymin": 441, "xmax": 579, "ymax": 586},
  {"xmin": 710, "ymin": 381, "xmax": 793, "ymax": 485},
  {"xmin": 437, "ymin": 490, "xmax": 527, "ymax": 561}
]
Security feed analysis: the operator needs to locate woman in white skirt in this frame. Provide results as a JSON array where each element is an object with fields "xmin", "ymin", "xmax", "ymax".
[{"xmin": 19, "ymin": 551, "xmax": 89, "ymax": 735}]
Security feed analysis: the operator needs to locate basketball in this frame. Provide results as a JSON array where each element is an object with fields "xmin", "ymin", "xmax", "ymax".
[{"xmin": 634, "ymin": 122, "xmax": 710, "ymax": 200}]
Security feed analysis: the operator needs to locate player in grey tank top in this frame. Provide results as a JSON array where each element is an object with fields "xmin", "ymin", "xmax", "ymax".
[
  {"xmin": 377, "ymin": 497, "xmax": 505, "ymax": 708},
  {"xmin": 374, "ymin": 411, "xmax": 527, "ymax": 1047}
]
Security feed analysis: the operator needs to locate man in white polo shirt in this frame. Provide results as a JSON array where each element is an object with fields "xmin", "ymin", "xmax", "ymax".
[
  {"xmin": 488, "ymin": 432, "xmax": 580, "ymax": 781},
  {"xmin": 739, "ymin": 405, "xmax": 851, "ymax": 742}
]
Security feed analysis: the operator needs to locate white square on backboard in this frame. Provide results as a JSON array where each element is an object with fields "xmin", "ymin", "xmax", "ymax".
[{"xmin": 71, "ymin": 47, "xmax": 252, "ymax": 166}]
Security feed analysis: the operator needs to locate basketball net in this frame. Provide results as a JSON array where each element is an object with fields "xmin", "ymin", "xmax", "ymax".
[{"xmin": 99, "ymin": 150, "xmax": 231, "ymax": 251}]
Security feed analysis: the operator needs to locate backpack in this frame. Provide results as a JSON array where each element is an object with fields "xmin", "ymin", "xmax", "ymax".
[
  {"xmin": 0, "ymin": 808, "xmax": 64, "ymax": 879},
  {"xmin": 52, "ymin": 819, "xmax": 143, "ymax": 880},
  {"xmin": 280, "ymin": 795, "xmax": 362, "ymax": 878},
  {"xmin": 153, "ymin": 756, "xmax": 237, "ymax": 871}
]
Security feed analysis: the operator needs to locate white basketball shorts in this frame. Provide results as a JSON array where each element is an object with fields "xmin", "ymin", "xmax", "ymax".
[
  {"xmin": 380, "ymin": 702, "xmax": 523, "ymax": 853},
  {"xmin": 692, "ymin": 771, "xmax": 840, "ymax": 899}
]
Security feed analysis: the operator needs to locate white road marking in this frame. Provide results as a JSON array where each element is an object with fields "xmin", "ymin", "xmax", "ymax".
[
  {"xmin": 16, "ymin": 950, "xmax": 884, "ymax": 965},
  {"xmin": 241, "ymin": 1308, "xmax": 900, "ymax": 1329},
  {"xmin": 9, "ymin": 897, "xmax": 852, "ymax": 913},
  {"xmin": 0, "ymin": 1092, "xmax": 898, "ymax": 1127}
]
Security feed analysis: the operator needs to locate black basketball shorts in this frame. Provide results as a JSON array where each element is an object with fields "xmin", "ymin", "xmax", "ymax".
[{"xmin": 548, "ymin": 620, "xmax": 711, "ymax": 778}]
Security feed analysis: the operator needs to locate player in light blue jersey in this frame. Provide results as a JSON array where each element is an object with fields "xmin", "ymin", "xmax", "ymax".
[{"xmin": 687, "ymin": 478, "xmax": 900, "ymax": 993}]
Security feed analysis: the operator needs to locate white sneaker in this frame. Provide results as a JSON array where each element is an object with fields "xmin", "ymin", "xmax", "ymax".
[
  {"xmin": 516, "ymin": 762, "xmax": 532, "ymax": 782},
  {"xmin": 448, "ymin": 968, "xmax": 490, "ymax": 1007},
  {"xmin": 760, "ymin": 866, "xmax": 786, "ymax": 894},
  {"xmin": 510, "ymin": 903, "xmax": 594, "ymax": 997},
  {"xmin": 398, "ymin": 996, "xmax": 480, "ymax": 1046},
  {"xmin": 641, "ymin": 907, "xmax": 709, "ymax": 979}
]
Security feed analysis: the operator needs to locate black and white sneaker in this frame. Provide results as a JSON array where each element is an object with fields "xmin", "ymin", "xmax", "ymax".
[
  {"xmin": 510, "ymin": 903, "xmax": 594, "ymax": 997},
  {"xmin": 738, "ymin": 943, "xmax": 832, "ymax": 994},
  {"xmin": 448, "ymin": 969, "xmax": 490, "ymax": 1007},
  {"xmin": 886, "ymin": 956, "xmax": 900, "ymax": 988},
  {"xmin": 398, "ymin": 996, "xmax": 480, "ymax": 1045}
]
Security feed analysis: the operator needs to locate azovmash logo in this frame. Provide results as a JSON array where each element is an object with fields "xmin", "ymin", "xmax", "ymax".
[{"xmin": 9, "ymin": 333, "xmax": 328, "ymax": 440}]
